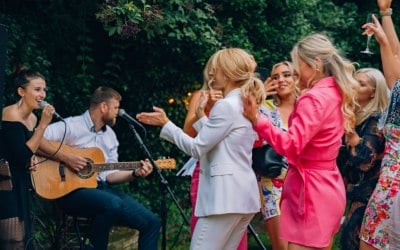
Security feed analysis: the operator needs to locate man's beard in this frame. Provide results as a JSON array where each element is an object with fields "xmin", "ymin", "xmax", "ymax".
[{"xmin": 105, "ymin": 117, "xmax": 116, "ymax": 127}]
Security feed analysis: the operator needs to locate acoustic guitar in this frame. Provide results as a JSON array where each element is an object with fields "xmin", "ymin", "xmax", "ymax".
[{"xmin": 31, "ymin": 142, "xmax": 176, "ymax": 200}]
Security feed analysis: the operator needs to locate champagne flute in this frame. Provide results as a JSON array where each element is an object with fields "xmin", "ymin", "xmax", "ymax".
[{"xmin": 361, "ymin": 13, "xmax": 375, "ymax": 54}]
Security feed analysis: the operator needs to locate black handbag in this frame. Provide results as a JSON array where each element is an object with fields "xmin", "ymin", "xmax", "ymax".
[{"xmin": 252, "ymin": 144, "xmax": 285, "ymax": 178}]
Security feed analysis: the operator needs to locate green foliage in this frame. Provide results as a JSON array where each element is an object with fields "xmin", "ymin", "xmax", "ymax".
[
  {"xmin": 96, "ymin": 0, "xmax": 148, "ymax": 38},
  {"xmin": 0, "ymin": 14, "xmax": 52, "ymax": 104},
  {"xmin": 96, "ymin": 0, "xmax": 221, "ymax": 63}
]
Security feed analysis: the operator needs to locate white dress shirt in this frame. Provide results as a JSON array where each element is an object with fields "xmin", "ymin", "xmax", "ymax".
[{"xmin": 43, "ymin": 110, "xmax": 119, "ymax": 182}]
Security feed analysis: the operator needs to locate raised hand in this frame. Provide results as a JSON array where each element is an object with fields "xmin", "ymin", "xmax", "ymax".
[
  {"xmin": 362, "ymin": 14, "xmax": 387, "ymax": 45},
  {"xmin": 136, "ymin": 106, "xmax": 170, "ymax": 127},
  {"xmin": 195, "ymin": 90, "xmax": 209, "ymax": 119},
  {"xmin": 377, "ymin": 0, "xmax": 392, "ymax": 11},
  {"xmin": 264, "ymin": 76, "xmax": 278, "ymax": 97},
  {"xmin": 208, "ymin": 89, "xmax": 223, "ymax": 103},
  {"xmin": 37, "ymin": 104, "xmax": 55, "ymax": 129},
  {"xmin": 242, "ymin": 93, "xmax": 260, "ymax": 125}
]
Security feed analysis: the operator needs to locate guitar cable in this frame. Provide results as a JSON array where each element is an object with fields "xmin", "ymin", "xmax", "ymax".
[
  {"xmin": 24, "ymin": 120, "xmax": 67, "ymax": 250},
  {"xmin": 27, "ymin": 120, "xmax": 68, "ymax": 248},
  {"xmin": 31, "ymin": 119, "xmax": 67, "ymax": 184}
]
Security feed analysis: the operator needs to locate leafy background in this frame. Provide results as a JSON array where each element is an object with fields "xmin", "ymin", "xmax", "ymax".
[{"xmin": 1, "ymin": 0, "xmax": 399, "ymax": 249}]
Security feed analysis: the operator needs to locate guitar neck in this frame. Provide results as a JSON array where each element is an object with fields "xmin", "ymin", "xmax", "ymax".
[{"xmin": 92, "ymin": 162, "xmax": 142, "ymax": 172}]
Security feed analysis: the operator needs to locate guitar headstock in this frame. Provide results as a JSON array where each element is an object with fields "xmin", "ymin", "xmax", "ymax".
[{"xmin": 155, "ymin": 158, "xmax": 176, "ymax": 170}]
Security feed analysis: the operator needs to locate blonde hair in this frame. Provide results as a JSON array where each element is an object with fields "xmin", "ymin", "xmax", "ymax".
[
  {"xmin": 270, "ymin": 61, "xmax": 299, "ymax": 106},
  {"xmin": 355, "ymin": 68, "xmax": 389, "ymax": 125},
  {"xmin": 203, "ymin": 48, "xmax": 265, "ymax": 104},
  {"xmin": 290, "ymin": 33, "xmax": 358, "ymax": 133}
]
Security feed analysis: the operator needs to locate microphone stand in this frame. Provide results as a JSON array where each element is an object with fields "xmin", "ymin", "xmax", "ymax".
[
  {"xmin": 248, "ymin": 223, "xmax": 266, "ymax": 250},
  {"xmin": 127, "ymin": 124, "xmax": 189, "ymax": 250}
]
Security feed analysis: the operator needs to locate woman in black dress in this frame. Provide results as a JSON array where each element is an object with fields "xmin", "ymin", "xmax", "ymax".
[
  {"xmin": 339, "ymin": 68, "xmax": 389, "ymax": 250},
  {"xmin": 0, "ymin": 69, "xmax": 54, "ymax": 249}
]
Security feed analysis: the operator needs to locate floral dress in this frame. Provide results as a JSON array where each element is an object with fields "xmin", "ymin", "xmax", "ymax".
[
  {"xmin": 258, "ymin": 99, "xmax": 288, "ymax": 219},
  {"xmin": 360, "ymin": 79, "xmax": 400, "ymax": 250}
]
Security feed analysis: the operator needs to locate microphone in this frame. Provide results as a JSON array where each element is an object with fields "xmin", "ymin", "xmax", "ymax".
[
  {"xmin": 39, "ymin": 100, "xmax": 63, "ymax": 120},
  {"xmin": 118, "ymin": 109, "xmax": 146, "ymax": 131}
]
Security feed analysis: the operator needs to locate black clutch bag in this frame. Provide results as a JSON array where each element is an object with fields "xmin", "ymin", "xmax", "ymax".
[{"xmin": 252, "ymin": 144, "xmax": 286, "ymax": 178}]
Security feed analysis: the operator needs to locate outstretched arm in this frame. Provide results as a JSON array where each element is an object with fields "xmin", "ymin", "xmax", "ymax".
[
  {"xmin": 377, "ymin": 0, "xmax": 400, "ymax": 57},
  {"xmin": 365, "ymin": 15, "xmax": 400, "ymax": 89},
  {"xmin": 183, "ymin": 91, "xmax": 202, "ymax": 137}
]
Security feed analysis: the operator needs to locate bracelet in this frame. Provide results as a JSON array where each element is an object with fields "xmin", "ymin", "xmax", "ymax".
[
  {"xmin": 380, "ymin": 8, "xmax": 393, "ymax": 17},
  {"xmin": 132, "ymin": 169, "xmax": 139, "ymax": 178}
]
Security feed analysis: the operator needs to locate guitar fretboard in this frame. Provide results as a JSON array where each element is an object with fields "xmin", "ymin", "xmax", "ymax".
[{"xmin": 92, "ymin": 162, "xmax": 142, "ymax": 172}]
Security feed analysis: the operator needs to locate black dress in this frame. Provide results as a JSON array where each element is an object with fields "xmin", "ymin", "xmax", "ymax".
[
  {"xmin": 337, "ymin": 114, "xmax": 385, "ymax": 250},
  {"xmin": 0, "ymin": 121, "xmax": 34, "ymax": 249}
]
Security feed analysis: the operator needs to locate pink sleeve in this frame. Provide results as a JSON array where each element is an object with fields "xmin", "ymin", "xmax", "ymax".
[{"xmin": 253, "ymin": 94, "xmax": 323, "ymax": 165}]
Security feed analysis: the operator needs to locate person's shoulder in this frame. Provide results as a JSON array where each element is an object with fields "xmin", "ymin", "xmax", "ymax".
[
  {"xmin": 296, "ymin": 90, "xmax": 326, "ymax": 113},
  {"xmin": 105, "ymin": 125, "xmax": 117, "ymax": 136},
  {"xmin": 62, "ymin": 113, "xmax": 85, "ymax": 124},
  {"xmin": 214, "ymin": 91, "xmax": 244, "ymax": 117},
  {"xmin": 301, "ymin": 81, "xmax": 340, "ymax": 106},
  {"xmin": 2, "ymin": 104, "xmax": 37, "ymax": 128},
  {"xmin": 210, "ymin": 96, "xmax": 234, "ymax": 115},
  {"xmin": 363, "ymin": 112, "xmax": 382, "ymax": 124},
  {"xmin": 190, "ymin": 90, "xmax": 202, "ymax": 100},
  {"xmin": 2, "ymin": 104, "xmax": 19, "ymax": 121},
  {"xmin": 46, "ymin": 114, "xmax": 83, "ymax": 132}
]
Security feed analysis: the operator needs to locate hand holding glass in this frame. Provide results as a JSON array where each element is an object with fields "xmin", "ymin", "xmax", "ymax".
[{"xmin": 361, "ymin": 13, "xmax": 375, "ymax": 54}]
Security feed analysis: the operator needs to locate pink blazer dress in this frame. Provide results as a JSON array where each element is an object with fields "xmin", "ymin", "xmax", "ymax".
[{"xmin": 254, "ymin": 76, "xmax": 346, "ymax": 247}]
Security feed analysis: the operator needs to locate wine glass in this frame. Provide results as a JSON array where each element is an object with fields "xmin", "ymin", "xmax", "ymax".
[{"xmin": 360, "ymin": 13, "xmax": 375, "ymax": 54}]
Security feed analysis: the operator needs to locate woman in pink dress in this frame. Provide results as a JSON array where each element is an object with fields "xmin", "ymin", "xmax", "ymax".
[{"xmin": 243, "ymin": 33, "xmax": 358, "ymax": 249}]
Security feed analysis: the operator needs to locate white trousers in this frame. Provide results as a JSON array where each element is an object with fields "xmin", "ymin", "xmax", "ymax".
[{"xmin": 190, "ymin": 213, "xmax": 255, "ymax": 250}]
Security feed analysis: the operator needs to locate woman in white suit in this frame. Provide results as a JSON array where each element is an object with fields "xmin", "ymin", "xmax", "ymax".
[{"xmin": 137, "ymin": 48, "xmax": 265, "ymax": 249}]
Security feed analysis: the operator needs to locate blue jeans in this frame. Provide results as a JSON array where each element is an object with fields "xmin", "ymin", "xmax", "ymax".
[{"xmin": 56, "ymin": 182, "xmax": 160, "ymax": 250}]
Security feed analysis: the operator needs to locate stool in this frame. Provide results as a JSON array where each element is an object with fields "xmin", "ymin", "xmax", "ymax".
[
  {"xmin": 53, "ymin": 206, "xmax": 91, "ymax": 249},
  {"xmin": 0, "ymin": 217, "xmax": 24, "ymax": 249}
]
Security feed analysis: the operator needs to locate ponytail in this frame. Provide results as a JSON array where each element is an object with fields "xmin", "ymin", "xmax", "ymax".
[{"xmin": 241, "ymin": 75, "xmax": 265, "ymax": 105}]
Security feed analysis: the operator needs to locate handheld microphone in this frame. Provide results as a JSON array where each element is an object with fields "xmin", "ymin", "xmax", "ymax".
[
  {"xmin": 39, "ymin": 100, "xmax": 63, "ymax": 120},
  {"xmin": 118, "ymin": 109, "xmax": 146, "ymax": 131}
]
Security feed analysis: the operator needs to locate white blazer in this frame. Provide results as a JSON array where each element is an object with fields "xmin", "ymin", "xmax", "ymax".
[{"xmin": 160, "ymin": 88, "xmax": 260, "ymax": 217}]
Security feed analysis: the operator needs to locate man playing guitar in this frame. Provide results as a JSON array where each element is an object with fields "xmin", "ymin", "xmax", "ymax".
[{"xmin": 38, "ymin": 87, "xmax": 161, "ymax": 250}]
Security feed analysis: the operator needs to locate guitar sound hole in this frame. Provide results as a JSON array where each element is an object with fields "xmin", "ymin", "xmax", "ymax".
[{"xmin": 77, "ymin": 160, "xmax": 94, "ymax": 179}]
